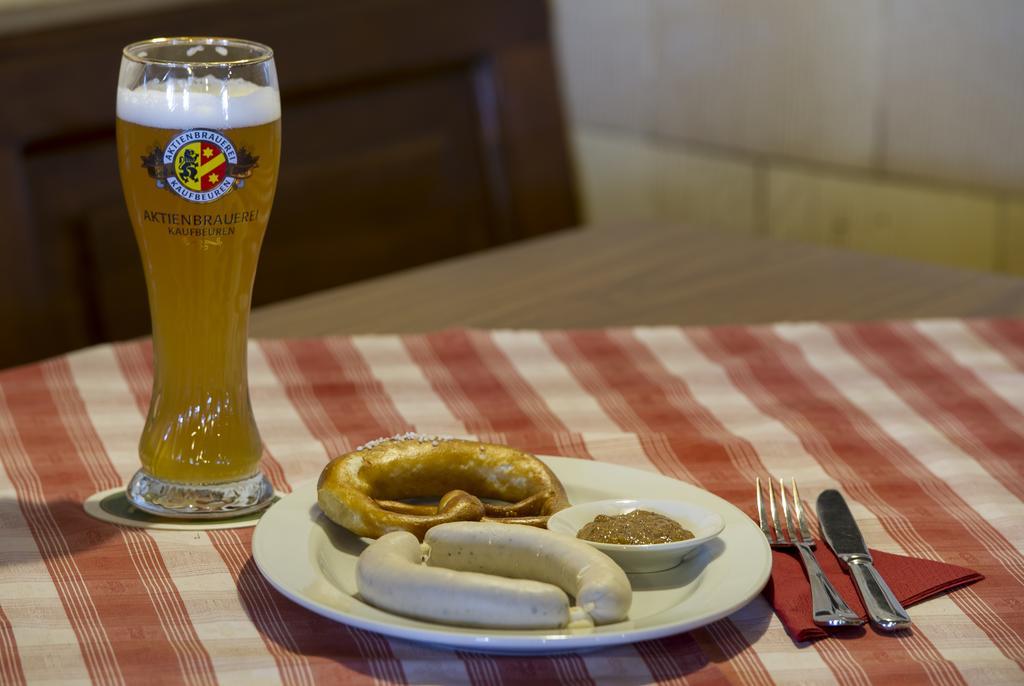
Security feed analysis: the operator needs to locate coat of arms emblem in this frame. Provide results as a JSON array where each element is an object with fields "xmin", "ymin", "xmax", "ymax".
[{"xmin": 141, "ymin": 128, "xmax": 259, "ymax": 203}]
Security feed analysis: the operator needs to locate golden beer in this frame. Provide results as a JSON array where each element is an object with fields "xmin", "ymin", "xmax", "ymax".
[
  {"xmin": 117, "ymin": 119, "xmax": 280, "ymax": 483},
  {"xmin": 117, "ymin": 38, "xmax": 281, "ymax": 516}
]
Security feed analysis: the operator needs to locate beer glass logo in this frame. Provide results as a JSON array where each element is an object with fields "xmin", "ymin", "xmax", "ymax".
[{"xmin": 141, "ymin": 128, "xmax": 259, "ymax": 203}]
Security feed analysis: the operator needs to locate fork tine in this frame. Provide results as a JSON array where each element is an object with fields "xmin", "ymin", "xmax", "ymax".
[
  {"xmin": 791, "ymin": 478, "xmax": 813, "ymax": 543},
  {"xmin": 756, "ymin": 477, "xmax": 773, "ymax": 540},
  {"xmin": 780, "ymin": 477, "xmax": 798, "ymax": 542},
  {"xmin": 768, "ymin": 477, "xmax": 784, "ymax": 542}
]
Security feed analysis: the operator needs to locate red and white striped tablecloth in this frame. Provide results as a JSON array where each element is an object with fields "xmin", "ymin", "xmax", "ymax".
[{"xmin": 2, "ymin": 320, "xmax": 1023, "ymax": 685}]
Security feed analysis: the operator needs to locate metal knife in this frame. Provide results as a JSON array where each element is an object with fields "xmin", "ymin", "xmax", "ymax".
[{"xmin": 816, "ymin": 489, "xmax": 911, "ymax": 631}]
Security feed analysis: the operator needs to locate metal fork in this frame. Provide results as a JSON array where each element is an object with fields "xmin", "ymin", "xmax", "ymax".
[{"xmin": 757, "ymin": 477, "xmax": 864, "ymax": 628}]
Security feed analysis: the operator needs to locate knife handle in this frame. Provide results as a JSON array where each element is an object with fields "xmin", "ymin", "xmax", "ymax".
[
  {"xmin": 848, "ymin": 559, "xmax": 912, "ymax": 631},
  {"xmin": 795, "ymin": 543, "xmax": 864, "ymax": 627}
]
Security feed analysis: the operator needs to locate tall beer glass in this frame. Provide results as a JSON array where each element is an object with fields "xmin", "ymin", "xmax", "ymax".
[{"xmin": 116, "ymin": 38, "xmax": 281, "ymax": 517}]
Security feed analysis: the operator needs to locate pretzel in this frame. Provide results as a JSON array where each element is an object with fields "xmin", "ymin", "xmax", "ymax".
[{"xmin": 316, "ymin": 434, "xmax": 570, "ymax": 539}]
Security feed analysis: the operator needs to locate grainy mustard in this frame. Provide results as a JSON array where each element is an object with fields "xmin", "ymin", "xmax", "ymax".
[{"xmin": 577, "ymin": 509, "xmax": 694, "ymax": 545}]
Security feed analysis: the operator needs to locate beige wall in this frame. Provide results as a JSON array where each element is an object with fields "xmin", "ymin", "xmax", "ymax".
[{"xmin": 552, "ymin": 0, "xmax": 1024, "ymax": 274}]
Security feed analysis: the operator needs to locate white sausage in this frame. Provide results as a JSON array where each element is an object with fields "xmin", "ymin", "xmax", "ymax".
[
  {"xmin": 424, "ymin": 521, "xmax": 632, "ymax": 625},
  {"xmin": 356, "ymin": 530, "xmax": 573, "ymax": 629}
]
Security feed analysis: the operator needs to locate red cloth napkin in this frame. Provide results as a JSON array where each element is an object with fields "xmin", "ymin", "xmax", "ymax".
[{"xmin": 764, "ymin": 546, "xmax": 983, "ymax": 642}]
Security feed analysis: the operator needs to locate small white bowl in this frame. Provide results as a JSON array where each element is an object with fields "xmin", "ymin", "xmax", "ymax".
[{"xmin": 547, "ymin": 499, "xmax": 725, "ymax": 574}]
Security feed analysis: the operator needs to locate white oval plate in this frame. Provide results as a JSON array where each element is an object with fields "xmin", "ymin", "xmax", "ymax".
[{"xmin": 252, "ymin": 456, "xmax": 771, "ymax": 654}]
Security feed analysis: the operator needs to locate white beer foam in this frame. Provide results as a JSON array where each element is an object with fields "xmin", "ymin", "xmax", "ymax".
[{"xmin": 117, "ymin": 77, "xmax": 280, "ymax": 129}]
